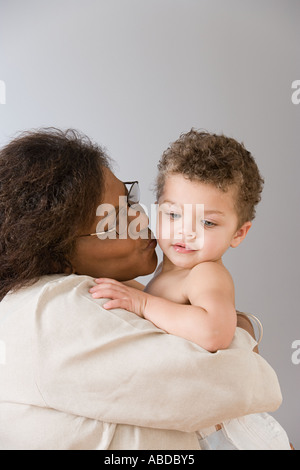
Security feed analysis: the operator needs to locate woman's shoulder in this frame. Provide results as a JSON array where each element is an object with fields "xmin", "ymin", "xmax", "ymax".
[
  {"xmin": 33, "ymin": 273, "xmax": 98, "ymax": 306},
  {"xmin": 1, "ymin": 274, "xmax": 96, "ymax": 313},
  {"xmin": 40, "ymin": 273, "xmax": 95, "ymax": 294},
  {"xmin": 0, "ymin": 274, "xmax": 169, "ymax": 340},
  {"xmin": 3, "ymin": 273, "xmax": 92, "ymax": 295}
]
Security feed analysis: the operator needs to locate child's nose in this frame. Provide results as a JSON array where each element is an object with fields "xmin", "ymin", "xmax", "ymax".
[
  {"xmin": 185, "ymin": 232, "xmax": 197, "ymax": 239},
  {"xmin": 177, "ymin": 225, "xmax": 197, "ymax": 239}
]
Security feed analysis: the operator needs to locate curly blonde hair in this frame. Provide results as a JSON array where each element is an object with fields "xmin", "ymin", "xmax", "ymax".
[{"xmin": 156, "ymin": 129, "xmax": 264, "ymax": 227}]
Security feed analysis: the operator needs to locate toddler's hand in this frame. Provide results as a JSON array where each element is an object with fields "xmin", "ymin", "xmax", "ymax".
[{"xmin": 89, "ymin": 278, "xmax": 149, "ymax": 317}]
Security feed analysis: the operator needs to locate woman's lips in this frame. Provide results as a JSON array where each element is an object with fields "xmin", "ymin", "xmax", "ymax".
[{"xmin": 172, "ymin": 243, "xmax": 196, "ymax": 254}]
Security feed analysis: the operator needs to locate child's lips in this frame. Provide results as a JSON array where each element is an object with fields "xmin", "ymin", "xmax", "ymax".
[{"xmin": 172, "ymin": 243, "xmax": 197, "ymax": 254}]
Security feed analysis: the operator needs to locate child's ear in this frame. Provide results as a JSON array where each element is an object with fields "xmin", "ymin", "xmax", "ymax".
[{"xmin": 230, "ymin": 221, "xmax": 252, "ymax": 248}]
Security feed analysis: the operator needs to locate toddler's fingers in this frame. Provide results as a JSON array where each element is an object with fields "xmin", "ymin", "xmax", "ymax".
[
  {"xmin": 94, "ymin": 278, "xmax": 122, "ymax": 286},
  {"xmin": 90, "ymin": 284, "xmax": 126, "ymax": 295},
  {"xmin": 91, "ymin": 289, "xmax": 126, "ymax": 301}
]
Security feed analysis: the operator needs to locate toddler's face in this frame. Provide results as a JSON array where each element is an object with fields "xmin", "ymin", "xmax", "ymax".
[{"xmin": 156, "ymin": 174, "xmax": 247, "ymax": 269}]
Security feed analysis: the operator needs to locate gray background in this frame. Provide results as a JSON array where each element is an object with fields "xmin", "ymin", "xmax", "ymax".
[{"xmin": 0, "ymin": 0, "xmax": 299, "ymax": 448}]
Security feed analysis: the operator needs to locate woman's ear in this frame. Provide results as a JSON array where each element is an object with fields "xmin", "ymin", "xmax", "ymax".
[{"xmin": 230, "ymin": 221, "xmax": 252, "ymax": 248}]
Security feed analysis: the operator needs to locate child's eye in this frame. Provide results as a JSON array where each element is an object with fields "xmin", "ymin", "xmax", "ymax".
[
  {"xmin": 202, "ymin": 220, "xmax": 216, "ymax": 228},
  {"xmin": 169, "ymin": 212, "xmax": 182, "ymax": 220}
]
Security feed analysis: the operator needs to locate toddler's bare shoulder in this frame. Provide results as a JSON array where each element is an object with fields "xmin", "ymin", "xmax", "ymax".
[{"xmin": 186, "ymin": 262, "xmax": 234, "ymax": 288}]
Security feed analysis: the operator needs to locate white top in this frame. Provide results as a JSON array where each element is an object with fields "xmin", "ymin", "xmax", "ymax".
[{"xmin": 0, "ymin": 274, "xmax": 282, "ymax": 450}]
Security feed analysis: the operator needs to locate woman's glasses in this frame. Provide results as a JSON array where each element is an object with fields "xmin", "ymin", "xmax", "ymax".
[{"xmin": 80, "ymin": 181, "xmax": 141, "ymax": 239}]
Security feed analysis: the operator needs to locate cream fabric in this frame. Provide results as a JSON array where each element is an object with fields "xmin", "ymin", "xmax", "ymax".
[
  {"xmin": 0, "ymin": 274, "xmax": 282, "ymax": 450},
  {"xmin": 198, "ymin": 413, "xmax": 291, "ymax": 450}
]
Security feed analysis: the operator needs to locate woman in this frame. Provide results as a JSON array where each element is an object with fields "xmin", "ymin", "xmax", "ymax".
[{"xmin": 0, "ymin": 128, "xmax": 282, "ymax": 450}]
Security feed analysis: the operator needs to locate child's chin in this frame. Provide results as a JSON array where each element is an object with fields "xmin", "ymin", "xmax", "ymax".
[{"xmin": 169, "ymin": 254, "xmax": 199, "ymax": 270}]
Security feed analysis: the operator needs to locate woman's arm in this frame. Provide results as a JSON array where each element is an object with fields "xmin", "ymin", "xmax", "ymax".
[
  {"xmin": 30, "ymin": 275, "xmax": 281, "ymax": 435},
  {"xmin": 237, "ymin": 312, "xmax": 259, "ymax": 353},
  {"xmin": 36, "ymin": 276, "xmax": 282, "ymax": 433}
]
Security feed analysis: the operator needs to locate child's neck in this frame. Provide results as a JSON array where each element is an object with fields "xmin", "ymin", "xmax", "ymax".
[
  {"xmin": 161, "ymin": 254, "xmax": 224, "ymax": 274},
  {"xmin": 161, "ymin": 255, "xmax": 183, "ymax": 274}
]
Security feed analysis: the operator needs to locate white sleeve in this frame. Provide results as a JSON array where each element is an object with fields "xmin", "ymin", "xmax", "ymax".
[{"xmin": 35, "ymin": 276, "xmax": 282, "ymax": 433}]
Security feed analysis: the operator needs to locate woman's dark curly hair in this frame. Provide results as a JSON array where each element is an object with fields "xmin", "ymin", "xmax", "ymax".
[
  {"xmin": 0, "ymin": 128, "xmax": 111, "ymax": 301},
  {"xmin": 156, "ymin": 129, "xmax": 264, "ymax": 227}
]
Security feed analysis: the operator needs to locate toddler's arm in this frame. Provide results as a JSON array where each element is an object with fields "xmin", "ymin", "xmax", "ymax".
[
  {"xmin": 143, "ymin": 262, "xmax": 236, "ymax": 352},
  {"xmin": 89, "ymin": 263, "xmax": 236, "ymax": 352}
]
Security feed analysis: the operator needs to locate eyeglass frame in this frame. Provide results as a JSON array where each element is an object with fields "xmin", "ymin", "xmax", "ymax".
[{"xmin": 79, "ymin": 181, "xmax": 140, "ymax": 238}]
